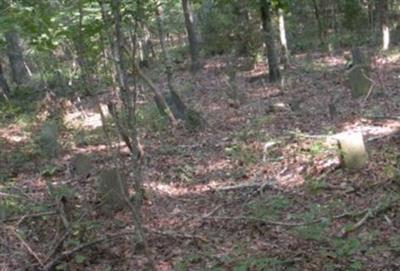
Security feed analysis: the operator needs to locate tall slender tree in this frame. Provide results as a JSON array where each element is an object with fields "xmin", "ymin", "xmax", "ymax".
[
  {"xmin": 311, "ymin": 0, "xmax": 325, "ymax": 46},
  {"xmin": 278, "ymin": 8, "xmax": 290, "ymax": 66},
  {"xmin": 181, "ymin": 0, "xmax": 201, "ymax": 72},
  {"xmin": 99, "ymin": 1, "xmax": 155, "ymax": 269},
  {"xmin": 155, "ymin": 1, "xmax": 205, "ymax": 130},
  {"xmin": 0, "ymin": 60, "xmax": 10, "ymax": 100},
  {"xmin": 378, "ymin": 0, "xmax": 390, "ymax": 50},
  {"xmin": 5, "ymin": 29, "xmax": 30, "ymax": 85},
  {"xmin": 260, "ymin": 0, "xmax": 281, "ymax": 83}
]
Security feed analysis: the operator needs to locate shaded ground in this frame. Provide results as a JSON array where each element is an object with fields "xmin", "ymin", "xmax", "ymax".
[{"xmin": 1, "ymin": 51, "xmax": 400, "ymax": 270}]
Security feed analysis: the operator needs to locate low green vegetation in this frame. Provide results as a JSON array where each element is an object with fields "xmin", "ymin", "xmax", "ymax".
[{"xmin": 246, "ymin": 195, "xmax": 291, "ymax": 220}]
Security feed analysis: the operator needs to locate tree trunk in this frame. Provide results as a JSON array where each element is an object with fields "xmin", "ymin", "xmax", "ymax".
[
  {"xmin": 367, "ymin": 0, "xmax": 374, "ymax": 32},
  {"xmin": 379, "ymin": 0, "xmax": 390, "ymax": 51},
  {"xmin": 311, "ymin": 0, "xmax": 325, "ymax": 46},
  {"xmin": 260, "ymin": 0, "xmax": 281, "ymax": 83},
  {"xmin": 155, "ymin": 3, "xmax": 205, "ymax": 130},
  {"xmin": 232, "ymin": 0, "xmax": 251, "ymax": 57},
  {"xmin": 0, "ymin": 61, "xmax": 10, "ymax": 100},
  {"xmin": 278, "ymin": 8, "xmax": 290, "ymax": 67},
  {"xmin": 5, "ymin": 30, "xmax": 29, "ymax": 85},
  {"xmin": 155, "ymin": 4, "xmax": 189, "ymax": 119},
  {"xmin": 181, "ymin": 0, "xmax": 201, "ymax": 72},
  {"xmin": 99, "ymin": 1, "xmax": 155, "ymax": 269}
]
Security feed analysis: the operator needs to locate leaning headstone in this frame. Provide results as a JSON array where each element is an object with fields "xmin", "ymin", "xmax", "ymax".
[
  {"xmin": 37, "ymin": 120, "xmax": 60, "ymax": 158},
  {"xmin": 97, "ymin": 168, "xmax": 127, "ymax": 214},
  {"xmin": 351, "ymin": 47, "xmax": 369, "ymax": 68},
  {"xmin": 336, "ymin": 131, "xmax": 368, "ymax": 171},
  {"xmin": 347, "ymin": 66, "xmax": 371, "ymax": 98},
  {"xmin": 70, "ymin": 154, "xmax": 92, "ymax": 177}
]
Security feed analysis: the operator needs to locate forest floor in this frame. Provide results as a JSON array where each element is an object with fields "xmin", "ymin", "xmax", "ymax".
[{"xmin": 1, "ymin": 50, "xmax": 400, "ymax": 270}]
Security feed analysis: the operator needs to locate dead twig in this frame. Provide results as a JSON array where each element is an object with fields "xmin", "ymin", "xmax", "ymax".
[
  {"xmin": 8, "ymin": 226, "xmax": 44, "ymax": 268},
  {"xmin": 1, "ymin": 211, "xmax": 58, "ymax": 223},
  {"xmin": 206, "ymin": 207, "xmax": 369, "ymax": 228},
  {"xmin": 43, "ymin": 230, "xmax": 133, "ymax": 271},
  {"xmin": 361, "ymin": 69, "xmax": 375, "ymax": 103},
  {"xmin": 42, "ymin": 228, "xmax": 206, "ymax": 270},
  {"xmin": 43, "ymin": 230, "xmax": 70, "ymax": 264},
  {"xmin": 288, "ymin": 131, "xmax": 328, "ymax": 139},
  {"xmin": 337, "ymin": 200, "xmax": 395, "ymax": 238},
  {"xmin": 207, "ymin": 215, "xmax": 321, "ymax": 227},
  {"xmin": 216, "ymin": 179, "xmax": 277, "ymax": 192},
  {"xmin": 56, "ymin": 199, "xmax": 70, "ymax": 230},
  {"xmin": 150, "ymin": 229, "xmax": 208, "ymax": 243},
  {"xmin": 44, "ymin": 207, "xmax": 91, "ymax": 264},
  {"xmin": 338, "ymin": 209, "xmax": 373, "ymax": 238},
  {"xmin": 203, "ymin": 204, "xmax": 223, "ymax": 218}
]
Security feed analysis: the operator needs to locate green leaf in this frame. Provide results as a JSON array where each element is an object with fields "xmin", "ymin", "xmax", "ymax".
[{"xmin": 74, "ymin": 254, "xmax": 86, "ymax": 264}]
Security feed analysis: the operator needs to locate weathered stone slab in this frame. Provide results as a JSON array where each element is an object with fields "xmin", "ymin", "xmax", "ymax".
[
  {"xmin": 97, "ymin": 168, "xmax": 127, "ymax": 214},
  {"xmin": 347, "ymin": 66, "xmax": 371, "ymax": 99},
  {"xmin": 71, "ymin": 154, "xmax": 92, "ymax": 177},
  {"xmin": 38, "ymin": 120, "xmax": 60, "ymax": 158}
]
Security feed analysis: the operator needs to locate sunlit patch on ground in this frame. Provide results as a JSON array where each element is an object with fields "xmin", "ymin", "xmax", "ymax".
[
  {"xmin": 2, "ymin": 52, "xmax": 400, "ymax": 270},
  {"xmin": 0, "ymin": 125, "xmax": 30, "ymax": 143},
  {"xmin": 63, "ymin": 103, "xmax": 109, "ymax": 130}
]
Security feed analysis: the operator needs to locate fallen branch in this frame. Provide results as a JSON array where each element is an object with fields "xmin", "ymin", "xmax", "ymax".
[
  {"xmin": 203, "ymin": 204, "xmax": 223, "ymax": 218},
  {"xmin": 207, "ymin": 215, "xmax": 321, "ymax": 227},
  {"xmin": 1, "ymin": 211, "xmax": 58, "ymax": 223},
  {"xmin": 216, "ymin": 179, "xmax": 278, "ymax": 192},
  {"xmin": 206, "ymin": 207, "xmax": 369, "ymax": 228},
  {"xmin": 43, "ymin": 228, "xmax": 207, "ymax": 270},
  {"xmin": 288, "ymin": 131, "xmax": 328, "ymax": 139},
  {"xmin": 43, "ymin": 230, "xmax": 70, "ymax": 264},
  {"xmin": 43, "ymin": 230, "xmax": 133, "ymax": 271},
  {"xmin": 8, "ymin": 226, "xmax": 45, "ymax": 268},
  {"xmin": 337, "ymin": 199, "xmax": 395, "ymax": 238},
  {"xmin": 150, "ymin": 229, "xmax": 208, "ymax": 243}
]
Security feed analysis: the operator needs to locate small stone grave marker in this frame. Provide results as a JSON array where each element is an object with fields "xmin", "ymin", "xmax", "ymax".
[
  {"xmin": 38, "ymin": 120, "xmax": 60, "ymax": 158},
  {"xmin": 71, "ymin": 153, "xmax": 92, "ymax": 177},
  {"xmin": 347, "ymin": 66, "xmax": 371, "ymax": 98},
  {"xmin": 97, "ymin": 168, "xmax": 128, "ymax": 214},
  {"xmin": 337, "ymin": 131, "xmax": 368, "ymax": 171}
]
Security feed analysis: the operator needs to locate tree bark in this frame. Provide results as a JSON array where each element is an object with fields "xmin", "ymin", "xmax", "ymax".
[
  {"xmin": 5, "ymin": 30, "xmax": 29, "ymax": 85},
  {"xmin": 181, "ymin": 0, "xmax": 201, "ymax": 72},
  {"xmin": 99, "ymin": 1, "xmax": 155, "ymax": 269},
  {"xmin": 0, "ymin": 61, "xmax": 10, "ymax": 100},
  {"xmin": 378, "ymin": 0, "xmax": 390, "ymax": 51},
  {"xmin": 278, "ymin": 8, "xmax": 290, "ymax": 67},
  {"xmin": 311, "ymin": 0, "xmax": 325, "ymax": 46},
  {"xmin": 232, "ymin": 0, "xmax": 251, "ymax": 57},
  {"xmin": 260, "ymin": 0, "xmax": 281, "ymax": 83},
  {"xmin": 155, "ymin": 3, "xmax": 189, "ymax": 120},
  {"xmin": 155, "ymin": 3, "xmax": 205, "ymax": 130}
]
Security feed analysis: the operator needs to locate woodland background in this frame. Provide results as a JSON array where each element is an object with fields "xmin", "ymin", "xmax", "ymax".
[{"xmin": 0, "ymin": 0, "xmax": 400, "ymax": 270}]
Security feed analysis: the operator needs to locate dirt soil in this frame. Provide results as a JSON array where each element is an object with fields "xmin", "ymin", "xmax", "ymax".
[{"xmin": 1, "ymin": 52, "xmax": 400, "ymax": 271}]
